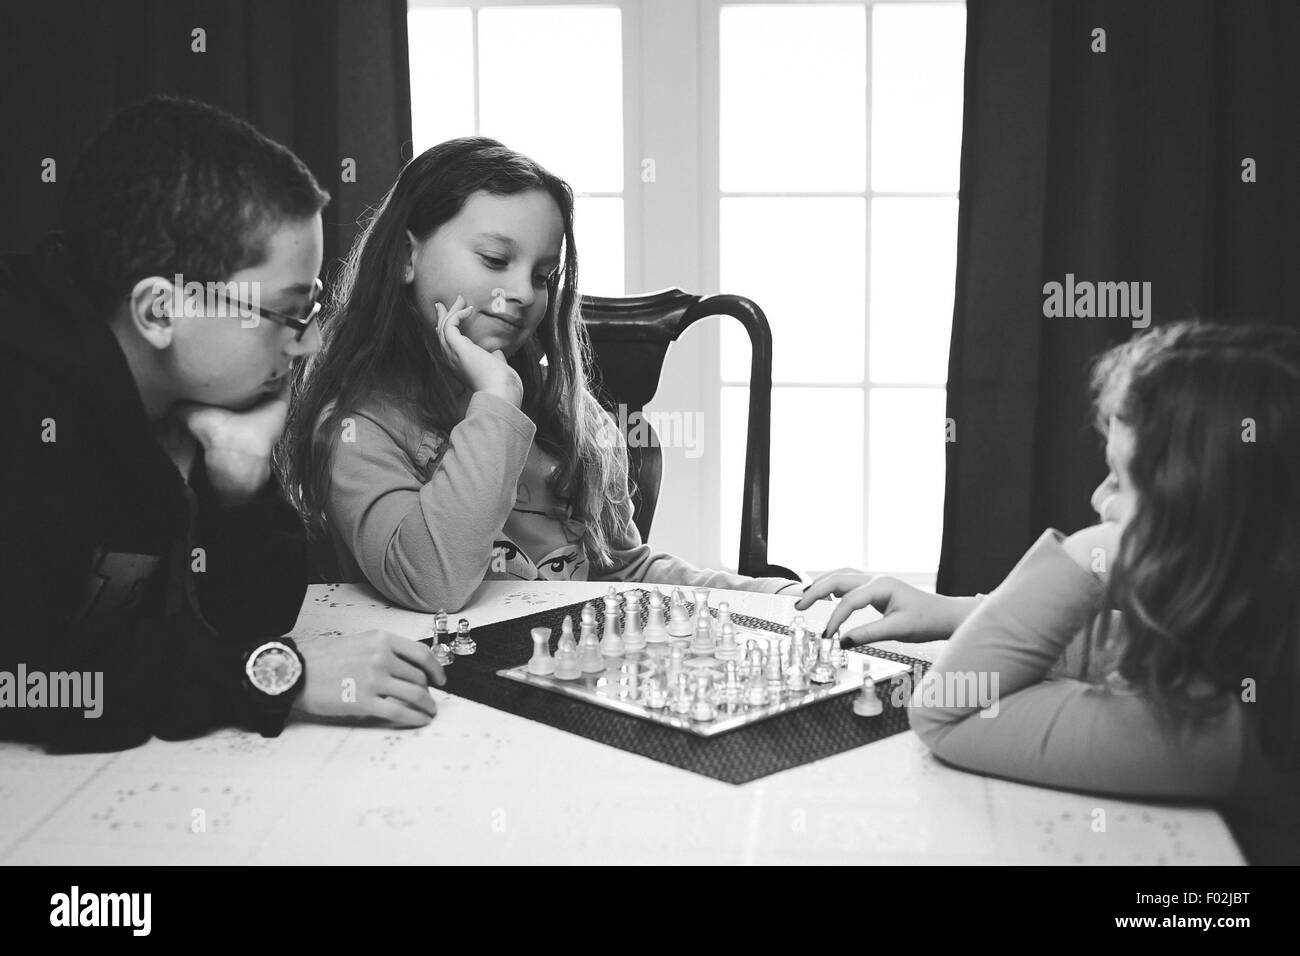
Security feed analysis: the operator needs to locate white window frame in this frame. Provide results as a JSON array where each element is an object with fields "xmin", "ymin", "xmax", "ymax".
[{"xmin": 408, "ymin": 0, "xmax": 961, "ymax": 587}]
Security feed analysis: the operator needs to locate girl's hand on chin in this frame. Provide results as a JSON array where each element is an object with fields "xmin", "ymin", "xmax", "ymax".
[{"xmin": 435, "ymin": 296, "xmax": 523, "ymax": 408}]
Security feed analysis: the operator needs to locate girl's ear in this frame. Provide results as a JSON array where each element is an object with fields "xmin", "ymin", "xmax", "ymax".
[{"xmin": 403, "ymin": 230, "xmax": 418, "ymax": 284}]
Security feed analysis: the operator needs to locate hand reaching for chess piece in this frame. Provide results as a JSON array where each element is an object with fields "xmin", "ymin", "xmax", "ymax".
[{"xmin": 796, "ymin": 572, "xmax": 983, "ymax": 647}]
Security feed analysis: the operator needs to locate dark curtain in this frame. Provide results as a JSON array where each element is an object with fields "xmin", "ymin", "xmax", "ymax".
[
  {"xmin": 939, "ymin": 0, "xmax": 1300, "ymax": 595},
  {"xmin": 0, "ymin": 0, "xmax": 412, "ymax": 274}
]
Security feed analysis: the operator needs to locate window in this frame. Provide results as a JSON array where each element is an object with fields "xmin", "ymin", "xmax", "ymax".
[{"xmin": 408, "ymin": 0, "xmax": 965, "ymax": 585}]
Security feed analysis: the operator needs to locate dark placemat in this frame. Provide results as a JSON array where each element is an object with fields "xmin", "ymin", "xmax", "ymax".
[{"xmin": 429, "ymin": 595, "xmax": 929, "ymax": 785}]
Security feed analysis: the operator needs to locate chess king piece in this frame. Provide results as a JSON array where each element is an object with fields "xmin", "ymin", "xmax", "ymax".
[
  {"xmin": 689, "ymin": 615, "xmax": 715, "ymax": 657},
  {"xmin": 644, "ymin": 588, "xmax": 670, "ymax": 644},
  {"xmin": 431, "ymin": 609, "xmax": 454, "ymax": 666},
  {"xmin": 553, "ymin": 617, "xmax": 582, "ymax": 680},
  {"xmin": 853, "ymin": 676, "xmax": 884, "ymax": 717},
  {"xmin": 601, "ymin": 590, "xmax": 626, "ymax": 657},
  {"xmin": 690, "ymin": 673, "xmax": 716, "ymax": 722},
  {"xmin": 578, "ymin": 605, "xmax": 605, "ymax": 673},
  {"xmin": 527, "ymin": 626, "xmax": 556, "ymax": 676},
  {"xmin": 809, "ymin": 635, "xmax": 836, "ymax": 684},
  {"xmin": 452, "ymin": 618, "xmax": 476, "ymax": 656},
  {"xmin": 622, "ymin": 590, "xmax": 646, "ymax": 653}
]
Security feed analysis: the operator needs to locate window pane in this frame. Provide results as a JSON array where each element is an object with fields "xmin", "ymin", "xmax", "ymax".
[
  {"xmin": 722, "ymin": 386, "xmax": 864, "ymax": 572},
  {"xmin": 720, "ymin": 198, "xmax": 865, "ymax": 384},
  {"xmin": 408, "ymin": 7, "xmax": 475, "ymax": 152},
  {"xmin": 869, "ymin": 198, "xmax": 958, "ymax": 384},
  {"xmin": 867, "ymin": 387, "xmax": 946, "ymax": 571},
  {"xmin": 720, "ymin": 4, "xmax": 866, "ymax": 192},
  {"xmin": 574, "ymin": 197, "xmax": 624, "ymax": 296},
  {"xmin": 478, "ymin": 6, "xmax": 623, "ymax": 193},
  {"xmin": 872, "ymin": 3, "xmax": 967, "ymax": 193}
]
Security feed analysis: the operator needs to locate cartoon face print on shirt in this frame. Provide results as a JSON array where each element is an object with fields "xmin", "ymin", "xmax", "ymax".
[
  {"xmin": 486, "ymin": 445, "xmax": 588, "ymax": 582},
  {"xmin": 491, "ymin": 538, "xmax": 585, "ymax": 581}
]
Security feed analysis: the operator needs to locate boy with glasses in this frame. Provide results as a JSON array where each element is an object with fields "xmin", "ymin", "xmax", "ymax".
[{"xmin": 1, "ymin": 96, "xmax": 444, "ymax": 751}]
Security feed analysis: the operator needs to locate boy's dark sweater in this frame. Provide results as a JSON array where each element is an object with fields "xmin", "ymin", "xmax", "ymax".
[{"xmin": 0, "ymin": 238, "xmax": 308, "ymax": 751}]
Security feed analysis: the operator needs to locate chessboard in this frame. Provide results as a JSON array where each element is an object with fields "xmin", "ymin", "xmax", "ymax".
[{"xmin": 492, "ymin": 586, "xmax": 911, "ymax": 738}]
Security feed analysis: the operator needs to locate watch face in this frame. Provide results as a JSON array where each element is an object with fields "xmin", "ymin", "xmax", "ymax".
[{"xmin": 247, "ymin": 643, "xmax": 303, "ymax": 696}]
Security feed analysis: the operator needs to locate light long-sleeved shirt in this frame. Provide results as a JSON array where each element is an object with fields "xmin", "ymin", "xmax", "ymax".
[
  {"xmin": 323, "ymin": 391, "xmax": 796, "ymax": 613},
  {"xmin": 908, "ymin": 529, "xmax": 1300, "ymax": 865}
]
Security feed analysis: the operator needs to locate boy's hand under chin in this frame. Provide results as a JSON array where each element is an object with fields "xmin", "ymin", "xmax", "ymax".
[{"xmin": 175, "ymin": 382, "xmax": 291, "ymax": 507}]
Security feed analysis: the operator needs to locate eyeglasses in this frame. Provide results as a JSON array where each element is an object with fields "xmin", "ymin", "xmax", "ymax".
[
  {"xmin": 152, "ymin": 276, "xmax": 325, "ymax": 341},
  {"xmin": 223, "ymin": 277, "xmax": 324, "ymax": 341}
]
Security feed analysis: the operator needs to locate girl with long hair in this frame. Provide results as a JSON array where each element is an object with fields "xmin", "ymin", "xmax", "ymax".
[
  {"xmin": 281, "ymin": 137, "xmax": 801, "ymax": 613},
  {"xmin": 798, "ymin": 321, "xmax": 1300, "ymax": 864}
]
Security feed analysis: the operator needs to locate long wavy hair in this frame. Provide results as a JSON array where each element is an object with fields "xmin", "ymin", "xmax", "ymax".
[
  {"xmin": 279, "ymin": 137, "xmax": 628, "ymax": 566},
  {"xmin": 1092, "ymin": 321, "xmax": 1300, "ymax": 762}
]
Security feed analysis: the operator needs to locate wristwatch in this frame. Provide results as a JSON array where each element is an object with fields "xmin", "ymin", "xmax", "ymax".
[{"xmin": 241, "ymin": 638, "xmax": 305, "ymax": 737}]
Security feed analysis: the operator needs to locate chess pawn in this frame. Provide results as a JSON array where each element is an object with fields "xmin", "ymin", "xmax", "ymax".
[
  {"xmin": 553, "ymin": 617, "xmax": 581, "ymax": 680},
  {"xmin": 527, "ymin": 626, "xmax": 555, "ymax": 676},
  {"xmin": 643, "ymin": 588, "xmax": 670, "ymax": 644},
  {"xmin": 452, "ymin": 618, "xmax": 476, "ymax": 655},
  {"xmin": 718, "ymin": 660, "xmax": 743, "ymax": 707},
  {"xmin": 809, "ymin": 635, "xmax": 836, "ymax": 684},
  {"xmin": 717, "ymin": 601, "xmax": 733, "ymax": 632},
  {"xmin": 690, "ymin": 674, "xmax": 716, "ymax": 722},
  {"xmin": 600, "ymin": 591, "xmax": 625, "ymax": 657},
  {"xmin": 431, "ymin": 609, "xmax": 454, "ymax": 666},
  {"xmin": 853, "ymin": 677, "xmax": 884, "ymax": 717},
  {"xmin": 667, "ymin": 599, "xmax": 694, "ymax": 641},
  {"xmin": 715, "ymin": 620, "xmax": 740, "ymax": 661},
  {"xmin": 578, "ymin": 609, "xmax": 605, "ymax": 674},
  {"xmin": 689, "ymin": 615, "xmax": 715, "ymax": 657},
  {"xmin": 622, "ymin": 590, "xmax": 646, "ymax": 653},
  {"xmin": 644, "ymin": 673, "xmax": 668, "ymax": 709},
  {"xmin": 670, "ymin": 672, "xmax": 693, "ymax": 714},
  {"xmin": 692, "ymin": 587, "xmax": 712, "ymax": 633},
  {"xmin": 666, "ymin": 643, "xmax": 686, "ymax": 682}
]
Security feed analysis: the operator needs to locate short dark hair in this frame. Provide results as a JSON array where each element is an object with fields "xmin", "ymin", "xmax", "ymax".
[{"xmin": 63, "ymin": 95, "xmax": 330, "ymax": 314}]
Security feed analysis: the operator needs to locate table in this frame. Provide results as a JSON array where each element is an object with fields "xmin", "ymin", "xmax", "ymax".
[{"xmin": 0, "ymin": 582, "xmax": 1244, "ymax": 864}]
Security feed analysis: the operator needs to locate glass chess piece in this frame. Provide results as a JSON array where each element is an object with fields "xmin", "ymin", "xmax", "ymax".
[
  {"xmin": 452, "ymin": 618, "xmax": 476, "ymax": 656},
  {"xmin": 527, "ymin": 626, "xmax": 555, "ymax": 676},
  {"xmin": 431, "ymin": 609, "xmax": 454, "ymax": 667},
  {"xmin": 809, "ymin": 635, "xmax": 836, "ymax": 684},
  {"xmin": 853, "ymin": 676, "xmax": 884, "ymax": 717},
  {"xmin": 622, "ymin": 589, "xmax": 646, "ymax": 653}
]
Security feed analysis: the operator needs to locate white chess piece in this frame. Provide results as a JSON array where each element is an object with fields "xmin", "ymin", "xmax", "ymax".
[
  {"xmin": 644, "ymin": 588, "xmax": 670, "ymax": 644},
  {"xmin": 601, "ymin": 591, "xmax": 625, "ymax": 657},
  {"xmin": 527, "ymin": 626, "xmax": 555, "ymax": 676},
  {"xmin": 622, "ymin": 590, "xmax": 646, "ymax": 652}
]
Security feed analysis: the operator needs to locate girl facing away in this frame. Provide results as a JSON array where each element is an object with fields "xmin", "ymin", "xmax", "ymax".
[
  {"xmin": 282, "ymin": 137, "xmax": 802, "ymax": 613},
  {"xmin": 799, "ymin": 321, "xmax": 1300, "ymax": 864}
]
